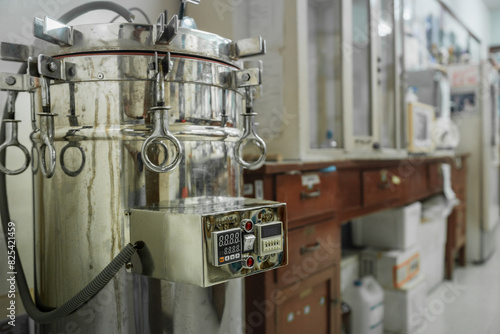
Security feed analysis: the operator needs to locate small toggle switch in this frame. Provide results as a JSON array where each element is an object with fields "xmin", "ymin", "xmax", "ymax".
[{"xmin": 243, "ymin": 234, "xmax": 256, "ymax": 253}]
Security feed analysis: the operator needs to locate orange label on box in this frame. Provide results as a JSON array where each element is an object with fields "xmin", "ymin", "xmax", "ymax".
[{"xmin": 393, "ymin": 252, "xmax": 420, "ymax": 288}]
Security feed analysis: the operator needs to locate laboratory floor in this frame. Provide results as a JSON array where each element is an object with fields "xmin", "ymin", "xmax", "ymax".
[{"xmin": 417, "ymin": 227, "xmax": 500, "ymax": 334}]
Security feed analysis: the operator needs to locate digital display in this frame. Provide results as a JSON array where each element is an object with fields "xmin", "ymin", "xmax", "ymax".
[
  {"xmin": 214, "ymin": 229, "xmax": 242, "ymax": 266},
  {"xmin": 260, "ymin": 223, "xmax": 282, "ymax": 238}
]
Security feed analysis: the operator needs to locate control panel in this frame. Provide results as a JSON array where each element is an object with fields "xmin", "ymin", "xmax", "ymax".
[
  {"xmin": 211, "ymin": 220, "xmax": 284, "ymax": 268},
  {"xmin": 212, "ymin": 228, "xmax": 242, "ymax": 266},
  {"xmin": 129, "ymin": 198, "xmax": 287, "ymax": 287}
]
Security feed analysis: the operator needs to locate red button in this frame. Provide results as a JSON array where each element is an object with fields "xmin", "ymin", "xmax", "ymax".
[
  {"xmin": 245, "ymin": 221, "xmax": 253, "ymax": 232},
  {"xmin": 246, "ymin": 257, "xmax": 254, "ymax": 268}
]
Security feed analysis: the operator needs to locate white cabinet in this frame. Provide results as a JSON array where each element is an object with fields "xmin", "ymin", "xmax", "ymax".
[{"xmin": 229, "ymin": 0, "xmax": 406, "ymax": 160}]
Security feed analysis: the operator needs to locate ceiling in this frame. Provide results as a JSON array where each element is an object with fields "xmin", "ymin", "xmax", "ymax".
[{"xmin": 483, "ymin": 0, "xmax": 500, "ymax": 9}]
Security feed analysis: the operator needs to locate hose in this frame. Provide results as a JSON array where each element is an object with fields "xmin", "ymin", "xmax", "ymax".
[
  {"xmin": 58, "ymin": 1, "xmax": 135, "ymax": 23},
  {"xmin": 111, "ymin": 7, "xmax": 150, "ymax": 24},
  {"xmin": 0, "ymin": 2, "xmax": 138, "ymax": 324}
]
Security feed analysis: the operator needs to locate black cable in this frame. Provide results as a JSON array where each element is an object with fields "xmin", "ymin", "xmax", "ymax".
[
  {"xmin": 58, "ymin": 1, "xmax": 134, "ymax": 23},
  {"xmin": 111, "ymin": 7, "xmax": 151, "ymax": 24},
  {"xmin": 0, "ymin": 2, "xmax": 138, "ymax": 324}
]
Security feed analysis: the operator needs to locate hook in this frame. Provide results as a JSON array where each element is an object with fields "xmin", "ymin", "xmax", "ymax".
[
  {"xmin": 140, "ymin": 107, "xmax": 182, "ymax": 173},
  {"xmin": 0, "ymin": 120, "xmax": 31, "ymax": 175},
  {"xmin": 38, "ymin": 113, "xmax": 57, "ymax": 178},
  {"xmin": 234, "ymin": 113, "xmax": 266, "ymax": 170}
]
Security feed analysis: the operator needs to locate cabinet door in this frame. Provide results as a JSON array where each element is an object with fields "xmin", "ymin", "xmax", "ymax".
[
  {"xmin": 350, "ymin": 0, "xmax": 378, "ymax": 150},
  {"xmin": 276, "ymin": 267, "xmax": 339, "ymax": 334},
  {"xmin": 307, "ymin": 0, "xmax": 344, "ymax": 150}
]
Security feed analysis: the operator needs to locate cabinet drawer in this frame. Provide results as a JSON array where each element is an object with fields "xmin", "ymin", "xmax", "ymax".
[
  {"xmin": 362, "ymin": 168, "xmax": 403, "ymax": 207},
  {"xmin": 276, "ymin": 172, "xmax": 337, "ymax": 227},
  {"xmin": 276, "ymin": 219, "xmax": 340, "ymax": 286},
  {"xmin": 404, "ymin": 165, "xmax": 429, "ymax": 200},
  {"xmin": 276, "ymin": 267, "xmax": 338, "ymax": 334}
]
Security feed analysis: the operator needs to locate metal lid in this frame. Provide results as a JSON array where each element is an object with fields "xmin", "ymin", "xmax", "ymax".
[{"xmin": 32, "ymin": 16, "xmax": 265, "ymax": 67}]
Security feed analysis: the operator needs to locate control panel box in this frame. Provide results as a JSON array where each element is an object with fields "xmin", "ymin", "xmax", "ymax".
[{"xmin": 129, "ymin": 198, "xmax": 287, "ymax": 287}]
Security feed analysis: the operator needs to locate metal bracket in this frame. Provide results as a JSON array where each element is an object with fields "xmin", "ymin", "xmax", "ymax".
[
  {"xmin": 33, "ymin": 16, "xmax": 74, "ymax": 46},
  {"xmin": 0, "ymin": 73, "xmax": 32, "ymax": 91},
  {"xmin": 231, "ymin": 68, "xmax": 261, "ymax": 89},
  {"xmin": 37, "ymin": 54, "xmax": 75, "ymax": 81},
  {"xmin": 156, "ymin": 13, "xmax": 179, "ymax": 44},
  {"xmin": 230, "ymin": 37, "xmax": 266, "ymax": 60},
  {"xmin": 0, "ymin": 42, "xmax": 32, "ymax": 62}
]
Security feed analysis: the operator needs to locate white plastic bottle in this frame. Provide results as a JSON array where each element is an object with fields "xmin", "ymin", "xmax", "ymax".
[
  {"xmin": 406, "ymin": 86, "xmax": 418, "ymax": 104},
  {"xmin": 343, "ymin": 276, "xmax": 384, "ymax": 334}
]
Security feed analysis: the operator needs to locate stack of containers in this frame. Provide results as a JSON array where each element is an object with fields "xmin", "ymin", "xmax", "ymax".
[
  {"xmin": 419, "ymin": 195, "xmax": 457, "ymax": 293},
  {"xmin": 352, "ymin": 202, "xmax": 427, "ymax": 333}
]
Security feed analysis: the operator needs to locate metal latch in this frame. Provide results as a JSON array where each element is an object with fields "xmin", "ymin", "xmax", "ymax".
[{"xmin": 230, "ymin": 36, "xmax": 266, "ymax": 60}]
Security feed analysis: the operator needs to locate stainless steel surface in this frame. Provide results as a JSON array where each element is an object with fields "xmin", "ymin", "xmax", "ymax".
[
  {"xmin": 129, "ymin": 198, "xmax": 287, "ymax": 286},
  {"xmin": 0, "ymin": 73, "xmax": 31, "ymax": 91},
  {"xmin": 0, "ymin": 42, "xmax": 32, "ymax": 62},
  {"xmin": 156, "ymin": 13, "xmax": 179, "ymax": 44},
  {"xmin": 33, "ymin": 21, "xmax": 252, "ymax": 65},
  {"xmin": 19, "ymin": 14, "xmax": 278, "ymax": 333},
  {"xmin": 41, "ymin": 16, "xmax": 74, "ymax": 46},
  {"xmin": 230, "ymin": 36, "xmax": 266, "ymax": 60}
]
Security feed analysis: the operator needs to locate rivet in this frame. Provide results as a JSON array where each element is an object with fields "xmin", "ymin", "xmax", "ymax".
[
  {"xmin": 5, "ymin": 76, "xmax": 16, "ymax": 86},
  {"xmin": 47, "ymin": 61, "xmax": 58, "ymax": 72}
]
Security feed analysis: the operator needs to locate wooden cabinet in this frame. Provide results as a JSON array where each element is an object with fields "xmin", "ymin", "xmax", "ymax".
[
  {"xmin": 276, "ymin": 267, "xmax": 339, "ymax": 334},
  {"xmin": 244, "ymin": 154, "xmax": 468, "ymax": 333},
  {"xmin": 244, "ymin": 169, "xmax": 340, "ymax": 334},
  {"xmin": 445, "ymin": 156, "xmax": 468, "ymax": 279},
  {"xmin": 276, "ymin": 172, "xmax": 338, "ymax": 229}
]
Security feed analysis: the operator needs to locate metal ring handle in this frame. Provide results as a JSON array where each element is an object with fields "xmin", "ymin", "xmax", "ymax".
[
  {"xmin": 141, "ymin": 134, "xmax": 182, "ymax": 173},
  {"xmin": 60, "ymin": 142, "xmax": 86, "ymax": 177},
  {"xmin": 234, "ymin": 136, "xmax": 267, "ymax": 170},
  {"xmin": 234, "ymin": 113, "xmax": 267, "ymax": 170},
  {"xmin": 40, "ymin": 141, "xmax": 56, "ymax": 178},
  {"xmin": 31, "ymin": 144, "xmax": 39, "ymax": 173},
  {"xmin": 0, "ymin": 120, "xmax": 31, "ymax": 175},
  {"xmin": 0, "ymin": 141, "xmax": 31, "ymax": 175}
]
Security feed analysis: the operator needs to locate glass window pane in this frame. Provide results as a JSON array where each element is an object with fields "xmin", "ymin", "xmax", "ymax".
[
  {"xmin": 352, "ymin": 0, "xmax": 372, "ymax": 137},
  {"xmin": 308, "ymin": 0, "xmax": 343, "ymax": 149},
  {"xmin": 379, "ymin": 0, "xmax": 396, "ymax": 148}
]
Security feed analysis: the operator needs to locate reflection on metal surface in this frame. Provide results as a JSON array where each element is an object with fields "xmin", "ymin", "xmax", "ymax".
[{"xmin": 0, "ymin": 8, "xmax": 286, "ymax": 333}]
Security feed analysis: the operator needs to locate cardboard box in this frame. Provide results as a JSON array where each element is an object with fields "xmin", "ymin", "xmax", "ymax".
[
  {"xmin": 352, "ymin": 202, "xmax": 422, "ymax": 249},
  {"xmin": 419, "ymin": 243, "xmax": 445, "ymax": 293},
  {"xmin": 360, "ymin": 245, "xmax": 420, "ymax": 289},
  {"xmin": 384, "ymin": 275, "xmax": 427, "ymax": 333}
]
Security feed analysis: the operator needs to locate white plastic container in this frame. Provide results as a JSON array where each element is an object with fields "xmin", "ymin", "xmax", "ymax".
[
  {"xmin": 360, "ymin": 245, "xmax": 420, "ymax": 289},
  {"xmin": 418, "ymin": 196, "xmax": 456, "ymax": 293},
  {"xmin": 352, "ymin": 202, "xmax": 422, "ymax": 249},
  {"xmin": 343, "ymin": 276, "xmax": 384, "ymax": 334},
  {"xmin": 384, "ymin": 275, "xmax": 427, "ymax": 333},
  {"xmin": 341, "ymin": 253, "xmax": 360, "ymax": 293}
]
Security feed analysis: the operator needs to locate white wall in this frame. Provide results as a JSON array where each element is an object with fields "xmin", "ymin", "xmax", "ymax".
[
  {"xmin": 490, "ymin": 8, "xmax": 500, "ymax": 47},
  {"xmin": 440, "ymin": 0, "xmax": 491, "ymax": 57}
]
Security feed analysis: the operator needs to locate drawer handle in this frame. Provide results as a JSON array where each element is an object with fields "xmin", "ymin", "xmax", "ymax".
[
  {"xmin": 301, "ymin": 190, "xmax": 321, "ymax": 199},
  {"xmin": 300, "ymin": 242, "xmax": 321, "ymax": 255}
]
